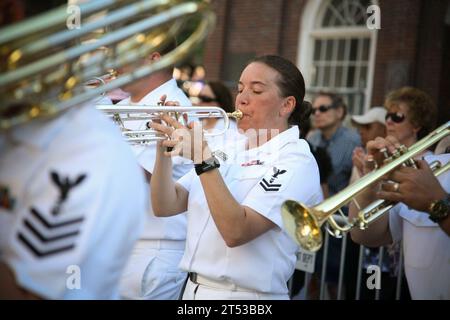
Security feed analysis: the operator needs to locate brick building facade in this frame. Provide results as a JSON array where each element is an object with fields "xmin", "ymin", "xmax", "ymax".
[{"xmin": 202, "ymin": 0, "xmax": 450, "ymax": 121}]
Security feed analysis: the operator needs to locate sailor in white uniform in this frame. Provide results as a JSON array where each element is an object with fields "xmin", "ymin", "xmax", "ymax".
[
  {"xmin": 0, "ymin": 101, "xmax": 147, "ymax": 299},
  {"xmin": 116, "ymin": 48, "xmax": 194, "ymax": 300},
  {"xmin": 149, "ymin": 55, "xmax": 323, "ymax": 299}
]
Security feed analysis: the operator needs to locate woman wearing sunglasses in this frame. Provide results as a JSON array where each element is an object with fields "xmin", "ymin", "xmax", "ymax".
[{"xmin": 383, "ymin": 86, "xmax": 437, "ymax": 149}]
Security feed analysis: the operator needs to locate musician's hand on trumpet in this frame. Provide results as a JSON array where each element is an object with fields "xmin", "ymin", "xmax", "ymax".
[
  {"xmin": 348, "ymin": 135, "xmax": 406, "ymax": 247},
  {"xmin": 377, "ymin": 159, "xmax": 447, "ymax": 213},
  {"xmin": 354, "ymin": 135, "xmax": 406, "ymax": 198},
  {"xmin": 149, "ymin": 99, "xmax": 212, "ymax": 164},
  {"xmin": 365, "ymin": 135, "xmax": 402, "ymax": 170}
]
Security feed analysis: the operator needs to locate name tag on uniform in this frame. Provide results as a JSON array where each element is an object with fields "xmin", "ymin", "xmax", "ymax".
[{"xmin": 295, "ymin": 247, "xmax": 316, "ymax": 273}]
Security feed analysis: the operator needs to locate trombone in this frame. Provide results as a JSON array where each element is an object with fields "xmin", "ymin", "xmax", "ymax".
[
  {"xmin": 97, "ymin": 105, "xmax": 243, "ymax": 144},
  {"xmin": 281, "ymin": 121, "xmax": 450, "ymax": 252}
]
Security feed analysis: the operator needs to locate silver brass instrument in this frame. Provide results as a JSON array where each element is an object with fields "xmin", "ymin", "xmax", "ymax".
[
  {"xmin": 97, "ymin": 105, "xmax": 243, "ymax": 144},
  {"xmin": 0, "ymin": 0, "xmax": 215, "ymax": 130},
  {"xmin": 281, "ymin": 121, "xmax": 450, "ymax": 252}
]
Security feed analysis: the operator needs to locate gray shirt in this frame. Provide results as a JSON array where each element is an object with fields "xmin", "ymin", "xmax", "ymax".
[{"xmin": 308, "ymin": 126, "xmax": 361, "ymax": 196}]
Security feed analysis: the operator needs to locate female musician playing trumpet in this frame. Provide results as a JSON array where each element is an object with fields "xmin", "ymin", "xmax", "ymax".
[{"xmin": 149, "ymin": 55, "xmax": 323, "ymax": 300}]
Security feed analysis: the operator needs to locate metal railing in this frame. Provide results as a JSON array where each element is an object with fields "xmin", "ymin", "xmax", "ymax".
[{"xmin": 289, "ymin": 219, "xmax": 407, "ymax": 300}]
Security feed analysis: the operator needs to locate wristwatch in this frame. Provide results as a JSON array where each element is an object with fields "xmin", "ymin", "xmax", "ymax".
[
  {"xmin": 428, "ymin": 194, "xmax": 450, "ymax": 223},
  {"xmin": 195, "ymin": 156, "xmax": 220, "ymax": 176}
]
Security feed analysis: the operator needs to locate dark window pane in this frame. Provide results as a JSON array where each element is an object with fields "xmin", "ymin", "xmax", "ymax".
[
  {"xmin": 314, "ymin": 40, "xmax": 322, "ymax": 61},
  {"xmin": 347, "ymin": 66, "xmax": 355, "ymax": 87},
  {"xmin": 349, "ymin": 39, "xmax": 358, "ymax": 61}
]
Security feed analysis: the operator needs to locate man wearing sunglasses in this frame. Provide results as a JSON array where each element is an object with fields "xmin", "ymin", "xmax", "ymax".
[
  {"xmin": 308, "ymin": 92, "xmax": 361, "ymax": 197},
  {"xmin": 307, "ymin": 92, "xmax": 361, "ymax": 299}
]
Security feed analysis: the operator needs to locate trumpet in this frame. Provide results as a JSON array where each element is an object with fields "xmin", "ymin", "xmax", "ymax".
[
  {"xmin": 97, "ymin": 105, "xmax": 243, "ymax": 144},
  {"xmin": 281, "ymin": 121, "xmax": 450, "ymax": 252}
]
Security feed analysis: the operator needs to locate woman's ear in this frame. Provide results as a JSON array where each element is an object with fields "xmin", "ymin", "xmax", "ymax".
[{"xmin": 280, "ymin": 96, "xmax": 296, "ymax": 117}]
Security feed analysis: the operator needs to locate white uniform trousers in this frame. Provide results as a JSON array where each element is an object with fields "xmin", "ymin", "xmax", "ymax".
[
  {"xmin": 182, "ymin": 274, "xmax": 289, "ymax": 300},
  {"xmin": 120, "ymin": 239, "xmax": 187, "ymax": 300}
]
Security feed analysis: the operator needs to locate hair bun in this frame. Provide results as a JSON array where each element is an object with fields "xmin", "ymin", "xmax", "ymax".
[
  {"xmin": 288, "ymin": 100, "xmax": 312, "ymax": 126},
  {"xmin": 301, "ymin": 101, "xmax": 312, "ymax": 120}
]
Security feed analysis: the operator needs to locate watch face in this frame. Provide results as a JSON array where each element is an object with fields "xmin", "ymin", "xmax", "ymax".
[
  {"xmin": 435, "ymin": 202, "xmax": 448, "ymax": 217},
  {"xmin": 431, "ymin": 198, "xmax": 450, "ymax": 221}
]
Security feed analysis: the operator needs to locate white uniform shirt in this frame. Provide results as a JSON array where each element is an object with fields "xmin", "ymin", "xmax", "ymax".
[
  {"xmin": 117, "ymin": 78, "xmax": 192, "ymax": 240},
  {"xmin": 0, "ymin": 103, "xmax": 147, "ymax": 299},
  {"xmin": 177, "ymin": 126, "xmax": 323, "ymax": 294},
  {"xmin": 389, "ymin": 153, "xmax": 450, "ymax": 300},
  {"xmin": 206, "ymin": 119, "xmax": 244, "ymax": 153}
]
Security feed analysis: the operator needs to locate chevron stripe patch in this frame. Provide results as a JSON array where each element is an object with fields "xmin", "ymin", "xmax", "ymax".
[
  {"xmin": 259, "ymin": 178, "xmax": 282, "ymax": 192},
  {"xmin": 258, "ymin": 167, "xmax": 289, "ymax": 192},
  {"xmin": 18, "ymin": 207, "xmax": 84, "ymax": 258}
]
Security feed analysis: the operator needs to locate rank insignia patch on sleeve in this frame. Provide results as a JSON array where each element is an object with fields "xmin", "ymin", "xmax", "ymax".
[
  {"xmin": 259, "ymin": 167, "xmax": 287, "ymax": 192},
  {"xmin": 17, "ymin": 171, "xmax": 87, "ymax": 258}
]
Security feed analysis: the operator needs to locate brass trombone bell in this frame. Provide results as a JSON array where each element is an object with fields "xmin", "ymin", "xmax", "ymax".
[{"xmin": 282, "ymin": 121, "xmax": 450, "ymax": 252}]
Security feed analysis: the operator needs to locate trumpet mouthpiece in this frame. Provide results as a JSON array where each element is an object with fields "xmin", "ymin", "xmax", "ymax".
[{"xmin": 229, "ymin": 109, "xmax": 243, "ymax": 120}]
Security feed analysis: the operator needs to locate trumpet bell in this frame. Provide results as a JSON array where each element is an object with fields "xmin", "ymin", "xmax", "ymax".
[{"xmin": 281, "ymin": 200, "xmax": 323, "ymax": 252}]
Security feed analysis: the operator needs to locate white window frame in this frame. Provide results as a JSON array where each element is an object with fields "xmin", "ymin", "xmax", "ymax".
[{"xmin": 297, "ymin": 0, "xmax": 378, "ymax": 115}]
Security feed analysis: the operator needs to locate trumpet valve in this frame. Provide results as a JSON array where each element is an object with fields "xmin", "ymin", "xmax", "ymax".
[
  {"xmin": 380, "ymin": 147, "xmax": 389, "ymax": 159},
  {"xmin": 381, "ymin": 147, "xmax": 393, "ymax": 165}
]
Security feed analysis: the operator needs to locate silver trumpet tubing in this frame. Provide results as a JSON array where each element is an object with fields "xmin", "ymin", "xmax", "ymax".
[
  {"xmin": 97, "ymin": 105, "xmax": 243, "ymax": 144},
  {"xmin": 0, "ymin": 0, "xmax": 216, "ymax": 130}
]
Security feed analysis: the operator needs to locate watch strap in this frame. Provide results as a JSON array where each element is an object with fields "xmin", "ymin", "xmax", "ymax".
[{"xmin": 195, "ymin": 156, "xmax": 220, "ymax": 176}]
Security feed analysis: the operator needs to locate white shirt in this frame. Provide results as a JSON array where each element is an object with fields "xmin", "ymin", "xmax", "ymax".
[
  {"xmin": 177, "ymin": 126, "xmax": 323, "ymax": 294},
  {"xmin": 389, "ymin": 153, "xmax": 450, "ymax": 300},
  {"xmin": 117, "ymin": 78, "xmax": 193, "ymax": 240},
  {"xmin": 0, "ymin": 103, "xmax": 147, "ymax": 299}
]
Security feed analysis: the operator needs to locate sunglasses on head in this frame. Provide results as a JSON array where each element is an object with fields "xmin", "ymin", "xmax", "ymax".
[
  {"xmin": 385, "ymin": 112, "xmax": 406, "ymax": 123},
  {"xmin": 312, "ymin": 104, "xmax": 335, "ymax": 115}
]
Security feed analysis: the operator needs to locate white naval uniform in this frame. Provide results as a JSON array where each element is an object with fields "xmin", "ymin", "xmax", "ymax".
[
  {"xmin": 389, "ymin": 153, "xmax": 450, "ymax": 300},
  {"xmin": 118, "ymin": 78, "xmax": 194, "ymax": 300},
  {"xmin": 0, "ymin": 103, "xmax": 147, "ymax": 299},
  {"xmin": 177, "ymin": 126, "xmax": 324, "ymax": 300}
]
